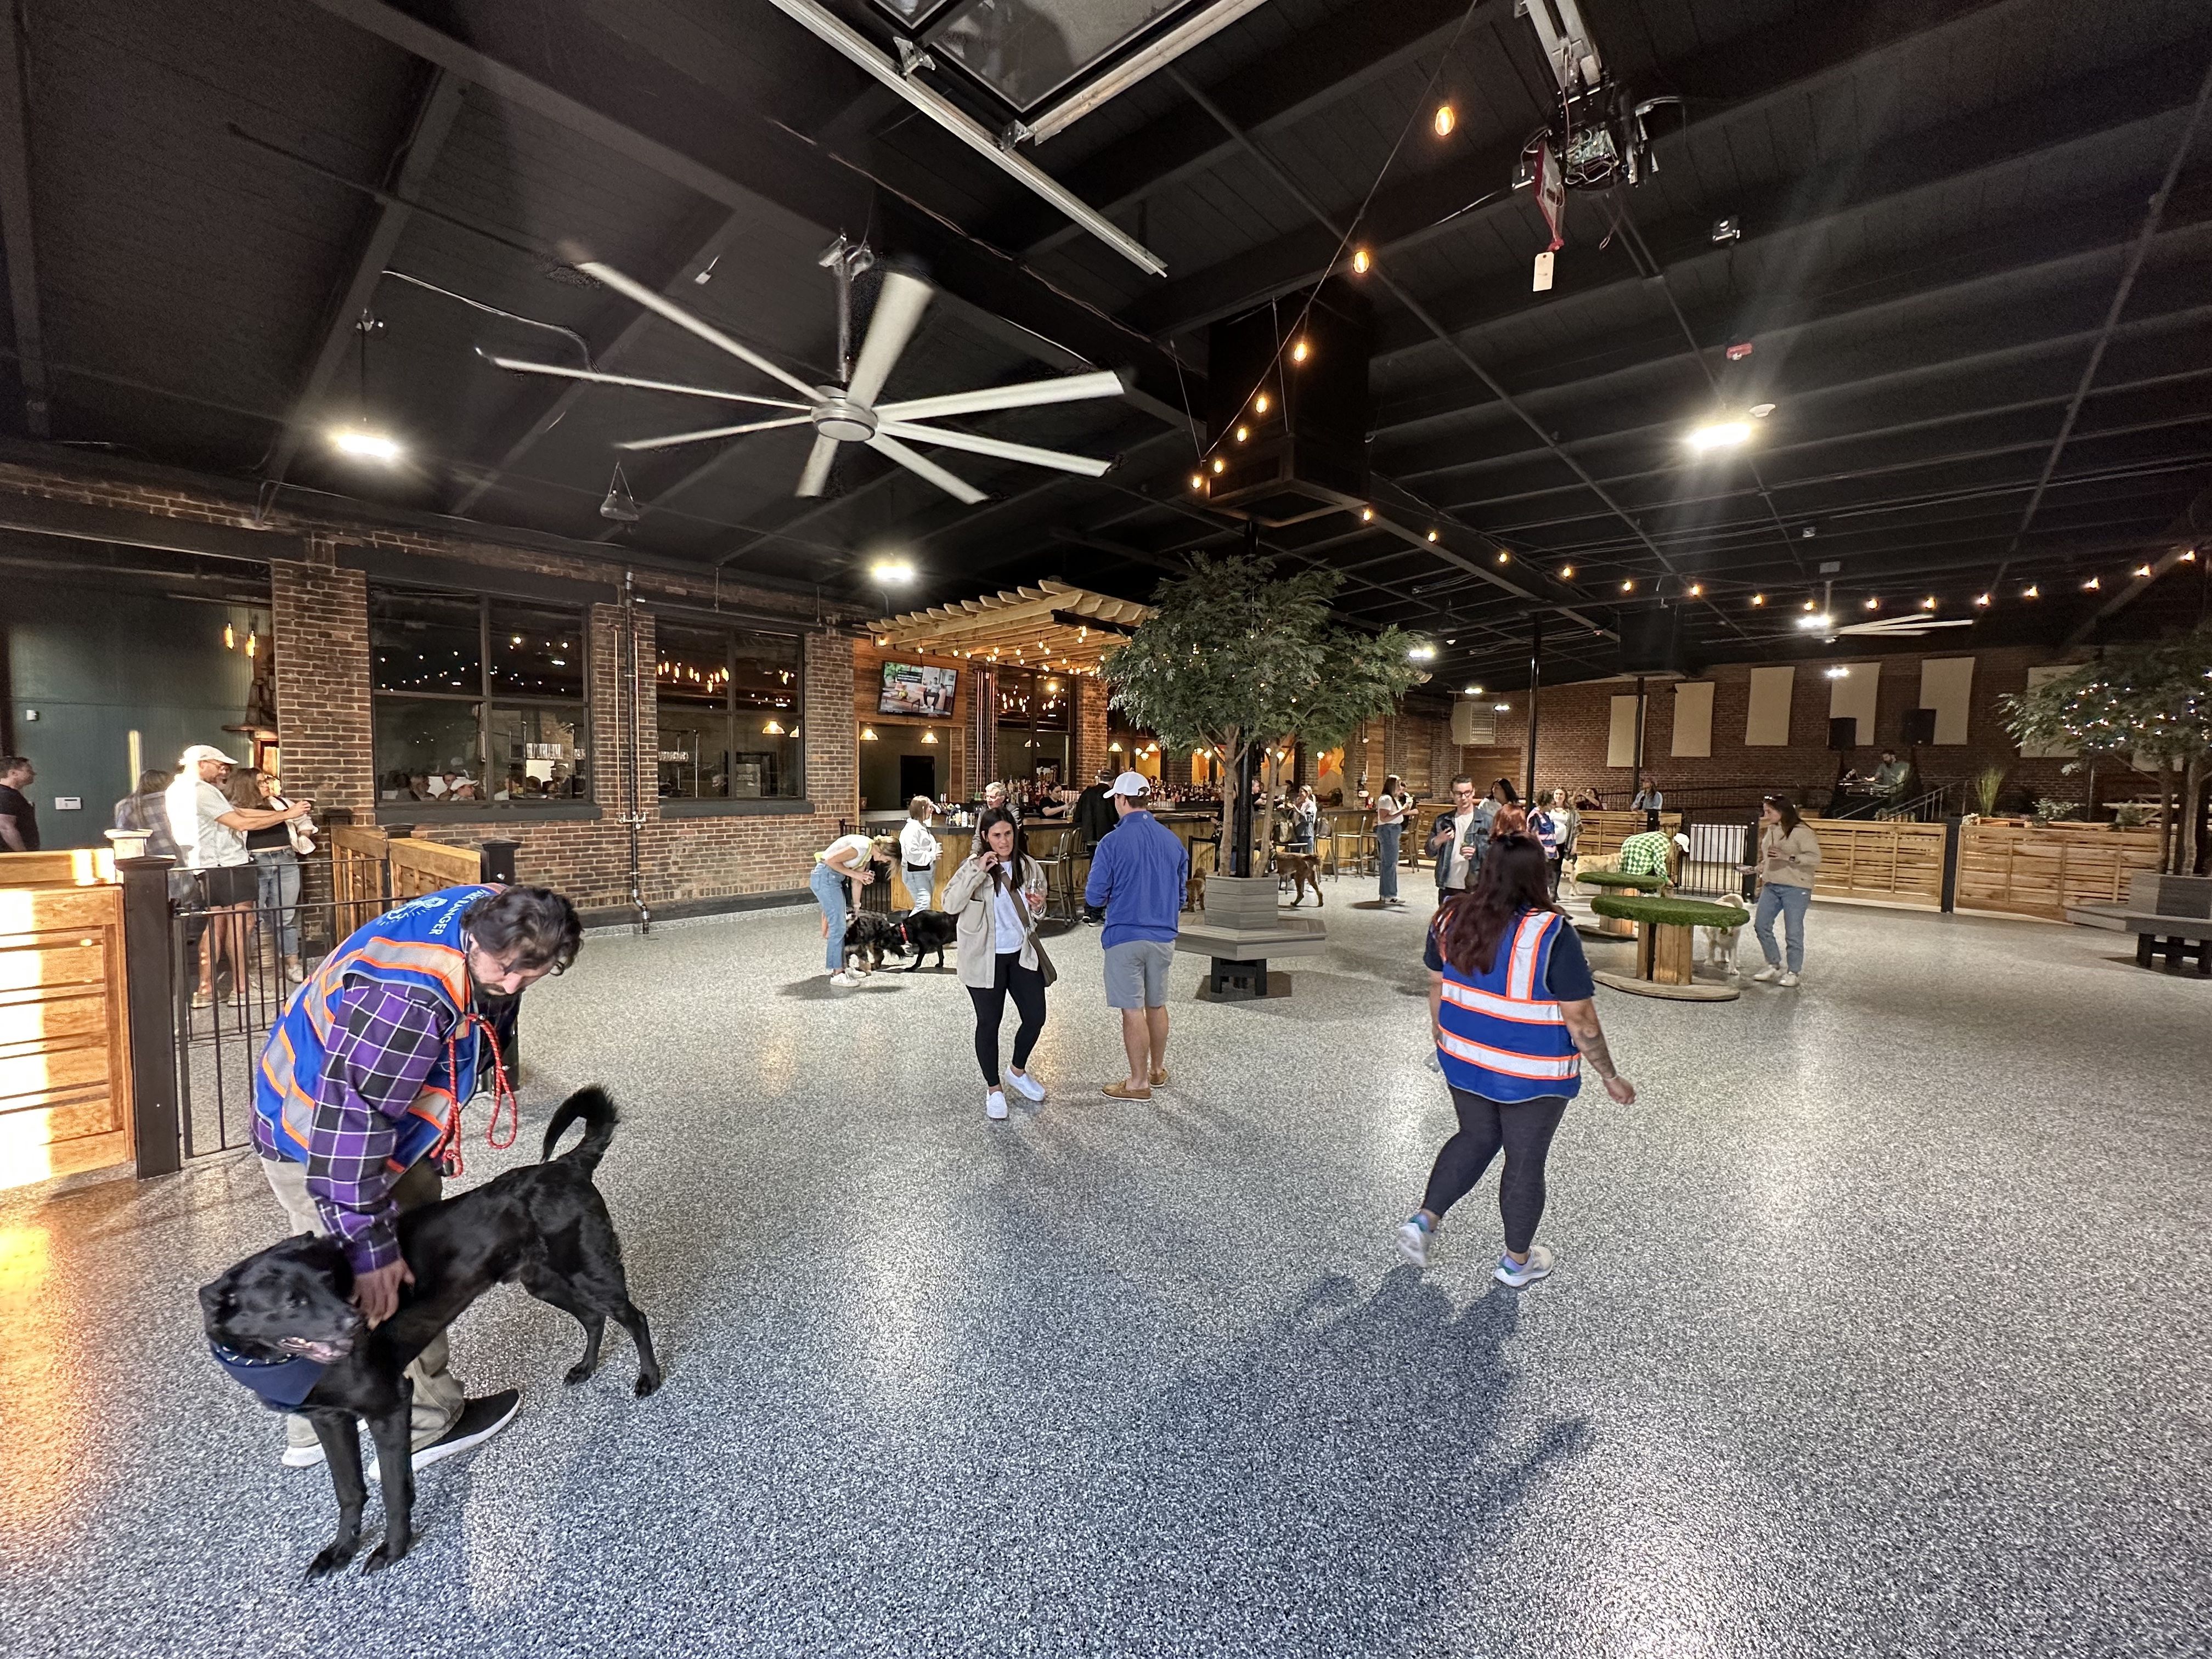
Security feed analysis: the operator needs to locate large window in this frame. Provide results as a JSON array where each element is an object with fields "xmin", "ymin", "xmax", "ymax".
[
  {"xmin": 654, "ymin": 620, "xmax": 803, "ymax": 800},
  {"xmin": 371, "ymin": 587, "xmax": 590, "ymax": 807},
  {"xmin": 996, "ymin": 666, "xmax": 1071, "ymax": 791}
]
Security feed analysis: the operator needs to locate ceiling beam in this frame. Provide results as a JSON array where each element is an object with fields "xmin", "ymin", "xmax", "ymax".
[
  {"xmin": 1127, "ymin": 0, "xmax": 2015, "ymax": 338},
  {"xmin": 998, "ymin": 0, "xmax": 1480, "ymax": 259},
  {"xmin": 2064, "ymin": 475, "xmax": 2212, "ymax": 646},
  {"xmin": 266, "ymin": 67, "xmax": 465, "ymax": 488},
  {"xmin": 0, "ymin": 5, "xmax": 48, "ymax": 437},
  {"xmin": 303, "ymin": 0, "xmax": 1201, "ymax": 425}
]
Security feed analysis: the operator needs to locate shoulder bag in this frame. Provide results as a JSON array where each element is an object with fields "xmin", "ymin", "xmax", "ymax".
[{"xmin": 1010, "ymin": 864, "xmax": 1058, "ymax": 988}]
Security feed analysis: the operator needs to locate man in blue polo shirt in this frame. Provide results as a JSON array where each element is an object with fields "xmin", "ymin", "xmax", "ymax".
[{"xmin": 1084, "ymin": 771, "xmax": 1188, "ymax": 1101}]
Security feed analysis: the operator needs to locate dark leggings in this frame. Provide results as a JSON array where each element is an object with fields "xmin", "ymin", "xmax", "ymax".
[
  {"xmin": 1420, "ymin": 1088, "xmax": 1570, "ymax": 1254},
  {"xmin": 967, "ymin": 950, "xmax": 1047, "ymax": 1087}
]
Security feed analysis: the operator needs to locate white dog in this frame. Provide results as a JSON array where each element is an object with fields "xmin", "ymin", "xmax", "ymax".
[{"xmin": 1699, "ymin": 897, "xmax": 1752, "ymax": 978}]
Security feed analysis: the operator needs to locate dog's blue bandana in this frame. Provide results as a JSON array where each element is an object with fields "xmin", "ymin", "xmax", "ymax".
[{"xmin": 210, "ymin": 1341, "xmax": 326, "ymax": 1409}]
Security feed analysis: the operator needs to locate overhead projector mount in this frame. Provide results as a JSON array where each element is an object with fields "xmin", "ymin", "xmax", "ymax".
[{"xmin": 1511, "ymin": 0, "xmax": 1679, "ymax": 198}]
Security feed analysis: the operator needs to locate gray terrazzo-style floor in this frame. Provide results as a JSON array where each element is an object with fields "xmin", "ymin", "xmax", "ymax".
[{"xmin": 2, "ymin": 885, "xmax": 2207, "ymax": 1657}]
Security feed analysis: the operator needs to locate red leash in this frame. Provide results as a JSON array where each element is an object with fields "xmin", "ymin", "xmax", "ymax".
[{"xmin": 431, "ymin": 1010, "xmax": 519, "ymax": 1177}]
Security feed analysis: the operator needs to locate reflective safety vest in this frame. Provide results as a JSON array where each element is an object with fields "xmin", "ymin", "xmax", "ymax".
[
  {"xmin": 1432, "ymin": 907, "xmax": 1583, "ymax": 1103},
  {"xmin": 255, "ymin": 884, "xmax": 493, "ymax": 1170}
]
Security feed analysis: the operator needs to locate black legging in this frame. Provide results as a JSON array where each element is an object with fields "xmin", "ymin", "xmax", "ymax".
[
  {"xmin": 1420, "ymin": 1088, "xmax": 1570, "ymax": 1254},
  {"xmin": 967, "ymin": 950, "xmax": 1047, "ymax": 1087}
]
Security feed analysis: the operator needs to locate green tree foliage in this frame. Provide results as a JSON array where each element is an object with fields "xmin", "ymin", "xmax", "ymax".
[
  {"xmin": 2001, "ymin": 629, "xmax": 2211, "ymax": 872},
  {"xmin": 1102, "ymin": 554, "xmax": 1425, "ymax": 864}
]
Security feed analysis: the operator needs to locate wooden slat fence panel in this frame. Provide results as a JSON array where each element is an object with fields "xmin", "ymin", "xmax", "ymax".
[
  {"xmin": 1957, "ymin": 823, "xmax": 2164, "ymax": 920},
  {"xmin": 0, "ymin": 879, "xmax": 132, "ymax": 1188},
  {"xmin": 1799, "ymin": 817, "xmax": 1945, "ymax": 909}
]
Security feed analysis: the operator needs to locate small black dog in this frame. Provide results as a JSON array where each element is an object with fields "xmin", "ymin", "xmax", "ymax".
[
  {"xmin": 895, "ymin": 907, "xmax": 957, "ymax": 972},
  {"xmin": 842, "ymin": 909, "xmax": 909, "ymax": 974},
  {"xmin": 200, "ymin": 1086, "xmax": 660, "ymax": 1577}
]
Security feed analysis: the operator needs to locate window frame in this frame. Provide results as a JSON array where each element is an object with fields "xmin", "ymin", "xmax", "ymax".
[
  {"xmin": 368, "ymin": 585, "xmax": 597, "ymax": 822},
  {"xmin": 650, "ymin": 614, "xmax": 810, "ymax": 816}
]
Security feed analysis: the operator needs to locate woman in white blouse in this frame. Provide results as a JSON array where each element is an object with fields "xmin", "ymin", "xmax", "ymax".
[
  {"xmin": 898, "ymin": 795, "xmax": 941, "ymax": 912},
  {"xmin": 812, "ymin": 829, "xmax": 882, "ymax": 987},
  {"xmin": 1374, "ymin": 773, "xmax": 1408, "ymax": 907}
]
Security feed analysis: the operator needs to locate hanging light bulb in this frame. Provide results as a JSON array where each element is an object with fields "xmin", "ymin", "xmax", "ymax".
[
  {"xmin": 1254, "ymin": 393, "xmax": 1270, "ymax": 414},
  {"xmin": 1560, "ymin": 565, "xmax": 1574, "ymax": 579},
  {"xmin": 1427, "ymin": 529, "xmax": 1440, "ymax": 542},
  {"xmin": 1496, "ymin": 550, "xmax": 1510, "ymax": 564},
  {"xmin": 1621, "ymin": 579, "xmax": 1635, "ymax": 592},
  {"xmin": 1290, "ymin": 339, "xmax": 1310, "ymax": 364},
  {"xmin": 1865, "ymin": 596, "xmax": 1881, "ymax": 610},
  {"xmin": 1359, "ymin": 506, "xmax": 1374, "ymax": 522},
  {"xmin": 1687, "ymin": 583, "xmax": 1702, "ymax": 597},
  {"xmin": 224, "ymin": 622, "xmax": 235, "ymax": 650},
  {"xmin": 1211, "ymin": 458, "xmax": 1226, "ymax": 473},
  {"xmin": 1235, "ymin": 425, "xmax": 1249, "ymax": 442},
  {"xmin": 2133, "ymin": 563, "xmax": 2154, "ymax": 578},
  {"xmin": 1921, "ymin": 596, "xmax": 1938, "ymax": 610},
  {"xmin": 1974, "ymin": 592, "xmax": 1991, "ymax": 607},
  {"xmin": 1751, "ymin": 593, "xmax": 1765, "ymax": 606},
  {"xmin": 2083, "ymin": 575, "xmax": 2101, "ymax": 590},
  {"xmin": 1189, "ymin": 472, "xmax": 1205, "ymax": 490},
  {"xmin": 1433, "ymin": 103, "xmax": 1456, "ymax": 137},
  {"xmin": 245, "ymin": 632, "xmax": 258, "ymax": 658},
  {"xmin": 1803, "ymin": 598, "xmax": 1818, "ymax": 611},
  {"xmin": 1352, "ymin": 248, "xmax": 1372, "ymax": 275},
  {"xmin": 2024, "ymin": 584, "xmax": 2040, "ymax": 599}
]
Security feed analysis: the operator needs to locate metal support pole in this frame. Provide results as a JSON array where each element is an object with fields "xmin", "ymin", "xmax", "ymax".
[
  {"xmin": 1231, "ymin": 740, "xmax": 1256, "ymax": 878},
  {"xmin": 119, "ymin": 856, "xmax": 181, "ymax": 1178},
  {"xmin": 1523, "ymin": 613, "xmax": 1542, "ymax": 804},
  {"xmin": 479, "ymin": 838, "xmax": 519, "ymax": 884}
]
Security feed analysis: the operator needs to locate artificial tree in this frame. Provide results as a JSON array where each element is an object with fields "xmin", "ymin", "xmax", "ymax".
[
  {"xmin": 2001, "ymin": 628, "xmax": 2210, "ymax": 873},
  {"xmin": 1102, "ymin": 554, "xmax": 1423, "ymax": 878}
]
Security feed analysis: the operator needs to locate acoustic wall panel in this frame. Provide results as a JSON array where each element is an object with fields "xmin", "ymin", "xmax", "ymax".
[
  {"xmin": 1607, "ymin": 695, "xmax": 1641, "ymax": 768},
  {"xmin": 1828, "ymin": 661, "xmax": 1880, "ymax": 745},
  {"xmin": 2018, "ymin": 665, "xmax": 2076, "ymax": 758},
  {"xmin": 1745, "ymin": 665, "xmax": 1796, "ymax": 746},
  {"xmin": 1670, "ymin": 681, "xmax": 1714, "ymax": 757},
  {"xmin": 1919, "ymin": 656, "xmax": 1975, "ymax": 745}
]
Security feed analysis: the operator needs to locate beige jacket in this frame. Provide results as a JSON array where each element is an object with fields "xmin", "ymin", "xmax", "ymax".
[
  {"xmin": 1758, "ymin": 822, "xmax": 1823, "ymax": 889},
  {"xmin": 942, "ymin": 853, "xmax": 1048, "ymax": 988}
]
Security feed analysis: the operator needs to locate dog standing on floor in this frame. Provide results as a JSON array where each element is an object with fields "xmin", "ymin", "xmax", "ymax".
[
  {"xmin": 1273, "ymin": 849, "xmax": 1325, "ymax": 907},
  {"xmin": 895, "ymin": 906, "xmax": 958, "ymax": 971},
  {"xmin": 1699, "ymin": 897, "xmax": 1752, "ymax": 978},
  {"xmin": 1184, "ymin": 840, "xmax": 1218, "ymax": 911},
  {"xmin": 840, "ymin": 909, "xmax": 910, "ymax": 974},
  {"xmin": 200, "ymin": 1086, "xmax": 659, "ymax": 1577}
]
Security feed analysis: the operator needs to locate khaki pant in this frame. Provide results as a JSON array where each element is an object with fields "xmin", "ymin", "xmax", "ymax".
[{"xmin": 260, "ymin": 1154, "xmax": 466, "ymax": 1451}]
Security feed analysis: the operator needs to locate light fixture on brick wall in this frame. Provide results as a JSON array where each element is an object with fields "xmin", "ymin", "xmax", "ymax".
[{"xmin": 922, "ymin": 730, "xmax": 938, "ymax": 744}]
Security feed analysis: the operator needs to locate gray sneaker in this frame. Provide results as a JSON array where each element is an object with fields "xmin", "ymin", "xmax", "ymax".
[
  {"xmin": 1395, "ymin": 1215, "xmax": 1432, "ymax": 1269},
  {"xmin": 1493, "ymin": 1245, "xmax": 1555, "ymax": 1288}
]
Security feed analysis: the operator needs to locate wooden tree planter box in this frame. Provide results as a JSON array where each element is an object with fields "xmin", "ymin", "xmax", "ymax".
[
  {"xmin": 1800, "ymin": 816, "xmax": 1946, "ymax": 910},
  {"xmin": 1957, "ymin": 822, "xmax": 2164, "ymax": 921}
]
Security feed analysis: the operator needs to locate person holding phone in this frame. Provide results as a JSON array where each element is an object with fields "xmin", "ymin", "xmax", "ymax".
[
  {"xmin": 1743, "ymin": 794, "xmax": 1822, "ymax": 987},
  {"xmin": 943, "ymin": 808, "xmax": 1051, "ymax": 1121},
  {"xmin": 1395, "ymin": 835, "xmax": 1636, "ymax": 1286},
  {"xmin": 1374, "ymin": 773, "xmax": 1408, "ymax": 907}
]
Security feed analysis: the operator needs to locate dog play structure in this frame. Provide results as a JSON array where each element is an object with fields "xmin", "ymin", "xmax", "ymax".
[{"xmin": 1589, "ymin": 893, "xmax": 1747, "ymax": 1002}]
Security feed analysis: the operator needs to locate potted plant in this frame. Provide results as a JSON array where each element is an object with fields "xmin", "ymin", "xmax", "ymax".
[
  {"xmin": 1972, "ymin": 765, "xmax": 2006, "ymax": 819},
  {"xmin": 1103, "ymin": 554, "xmax": 1423, "ymax": 905}
]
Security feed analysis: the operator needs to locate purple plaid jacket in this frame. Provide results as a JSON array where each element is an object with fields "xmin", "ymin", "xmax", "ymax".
[{"xmin": 252, "ymin": 980, "xmax": 451, "ymax": 1273}]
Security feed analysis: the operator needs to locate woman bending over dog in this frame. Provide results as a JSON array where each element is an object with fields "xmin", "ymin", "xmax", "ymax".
[{"xmin": 942, "ymin": 808, "xmax": 1051, "ymax": 1122}]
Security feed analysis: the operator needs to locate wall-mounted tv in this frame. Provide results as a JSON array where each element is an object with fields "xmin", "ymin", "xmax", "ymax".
[{"xmin": 879, "ymin": 661, "xmax": 957, "ymax": 719}]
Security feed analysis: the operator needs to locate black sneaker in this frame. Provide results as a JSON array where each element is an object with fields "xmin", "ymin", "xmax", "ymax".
[{"xmin": 368, "ymin": 1390, "xmax": 520, "ymax": 1480}]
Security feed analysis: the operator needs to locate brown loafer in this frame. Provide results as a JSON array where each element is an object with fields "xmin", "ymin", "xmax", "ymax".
[
  {"xmin": 1149, "ymin": 1068, "xmax": 1170, "ymax": 1086},
  {"xmin": 1102, "ymin": 1081, "xmax": 1153, "ymax": 1101}
]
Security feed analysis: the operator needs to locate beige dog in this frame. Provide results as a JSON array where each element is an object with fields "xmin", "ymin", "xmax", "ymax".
[
  {"xmin": 1185, "ymin": 839, "xmax": 1218, "ymax": 911},
  {"xmin": 1699, "ymin": 896, "xmax": 1752, "ymax": 977}
]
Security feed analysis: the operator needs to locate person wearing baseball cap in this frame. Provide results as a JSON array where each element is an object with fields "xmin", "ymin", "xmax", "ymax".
[
  {"xmin": 1082, "ymin": 771, "xmax": 1189, "ymax": 1100},
  {"xmin": 165, "ymin": 744, "xmax": 312, "ymax": 1007}
]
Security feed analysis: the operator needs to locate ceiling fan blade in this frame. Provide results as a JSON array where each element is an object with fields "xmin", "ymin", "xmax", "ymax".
[
  {"xmin": 576, "ymin": 261, "xmax": 821, "ymax": 401},
  {"xmin": 875, "ymin": 368, "xmax": 1125, "ymax": 423},
  {"xmin": 795, "ymin": 434, "xmax": 840, "ymax": 498},
  {"xmin": 616, "ymin": 416, "xmax": 814, "ymax": 452},
  {"xmin": 488, "ymin": 358, "xmax": 807, "ymax": 410},
  {"xmin": 877, "ymin": 420, "xmax": 1111, "ymax": 477},
  {"xmin": 866, "ymin": 432, "xmax": 986, "ymax": 504},
  {"xmin": 845, "ymin": 271, "xmax": 933, "ymax": 408}
]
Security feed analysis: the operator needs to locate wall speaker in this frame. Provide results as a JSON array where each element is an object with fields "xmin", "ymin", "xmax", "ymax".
[
  {"xmin": 1616, "ymin": 606, "xmax": 1686, "ymax": 676},
  {"xmin": 1202, "ymin": 278, "xmax": 1370, "ymax": 526},
  {"xmin": 1900, "ymin": 708, "xmax": 1937, "ymax": 745},
  {"xmin": 1828, "ymin": 716, "xmax": 1857, "ymax": 751}
]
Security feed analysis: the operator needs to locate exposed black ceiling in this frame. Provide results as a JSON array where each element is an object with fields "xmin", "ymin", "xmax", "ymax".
[{"xmin": 2, "ymin": 0, "xmax": 2208, "ymax": 690}]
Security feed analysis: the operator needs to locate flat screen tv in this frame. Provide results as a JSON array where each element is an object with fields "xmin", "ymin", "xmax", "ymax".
[{"xmin": 879, "ymin": 661, "xmax": 957, "ymax": 719}]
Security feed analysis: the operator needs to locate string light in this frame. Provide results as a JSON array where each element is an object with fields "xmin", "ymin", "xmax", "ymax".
[
  {"xmin": 1254, "ymin": 393, "xmax": 1269, "ymax": 414},
  {"xmin": 2023, "ymin": 584, "xmax": 2040, "ymax": 598},
  {"xmin": 1359, "ymin": 506, "xmax": 1374, "ymax": 522},
  {"xmin": 1433, "ymin": 103, "xmax": 1455, "ymax": 137},
  {"xmin": 1560, "ymin": 565, "xmax": 1574, "ymax": 579},
  {"xmin": 1426, "ymin": 529, "xmax": 1439, "ymax": 541},
  {"xmin": 2182, "ymin": 549, "xmax": 2198, "ymax": 562},
  {"xmin": 1687, "ymin": 583, "xmax": 1702, "ymax": 597},
  {"xmin": 1190, "ymin": 472, "xmax": 1204, "ymax": 489},
  {"xmin": 1496, "ymin": 550, "xmax": 1509, "ymax": 564},
  {"xmin": 1974, "ymin": 593, "xmax": 1991, "ymax": 607},
  {"xmin": 1751, "ymin": 593, "xmax": 1765, "ymax": 606},
  {"xmin": 1211, "ymin": 458, "xmax": 1225, "ymax": 473},
  {"xmin": 1865, "ymin": 596, "xmax": 1880, "ymax": 610},
  {"xmin": 224, "ymin": 622, "xmax": 235, "ymax": 649},
  {"xmin": 2083, "ymin": 575, "xmax": 2101, "ymax": 590},
  {"xmin": 1803, "ymin": 598, "xmax": 1818, "ymax": 611},
  {"xmin": 1351, "ymin": 248, "xmax": 1372, "ymax": 274},
  {"xmin": 1921, "ymin": 596, "xmax": 1938, "ymax": 610},
  {"xmin": 1235, "ymin": 426, "xmax": 1250, "ymax": 442},
  {"xmin": 1621, "ymin": 579, "xmax": 1635, "ymax": 592},
  {"xmin": 2133, "ymin": 563, "xmax": 2154, "ymax": 578},
  {"xmin": 1290, "ymin": 340, "xmax": 1310, "ymax": 364}
]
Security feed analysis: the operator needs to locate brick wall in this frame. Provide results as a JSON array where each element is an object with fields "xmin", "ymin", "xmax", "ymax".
[
  {"xmin": 1073, "ymin": 675, "xmax": 1110, "ymax": 783},
  {"xmin": 4, "ymin": 459, "xmax": 861, "ymax": 916}
]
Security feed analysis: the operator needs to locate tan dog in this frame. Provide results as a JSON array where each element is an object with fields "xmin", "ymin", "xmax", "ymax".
[
  {"xmin": 1185, "ymin": 839, "xmax": 1217, "ymax": 911},
  {"xmin": 1273, "ymin": 849, "xmax": 1324, "ymax": 907}
]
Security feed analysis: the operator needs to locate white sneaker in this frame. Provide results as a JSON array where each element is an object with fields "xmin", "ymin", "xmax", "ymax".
[
  {"xmin": 1494, "ymin": 1244, "xmax": 1555, "ymax": 1288},
  {"xmin": 828, "ymin": 969, "xmax": 861, "ymax": 988},
  {"xmin": 281, "ymin": 1438, "xmax": 326, "ymax": 1469},
  {"xmin": 1004, "ymin": 1070, "xmax": 1045, "ymax": 1104},
  {"xmin": 1778, "ymin": 970, "xmax": 1801, "ymax": 988},
  {"xmin": 1751, "ymin": 964, "xmax": 1781, "ymax": 983},
  {"xmin": 985, "ymin": 1090, "xmax": 1008, "ymax": 1120},
  {"xmin": 1394, "ymin": 1215, "xmax": 1432, "ymax": 1269}
]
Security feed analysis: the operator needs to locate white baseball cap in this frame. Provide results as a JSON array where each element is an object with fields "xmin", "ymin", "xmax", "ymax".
[
  {"xmin": 179, "ymin": 743, "xmax": 239, "ymax": 768},
  {"xmin": 1110, "ymin": 770, "xmax": 1151, "ymax": 797}
]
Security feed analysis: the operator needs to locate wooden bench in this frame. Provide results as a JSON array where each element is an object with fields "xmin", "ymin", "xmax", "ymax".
[
  {"xmin": 2068, "ymin": 873, "xmax": 2212, "ymax": 977},
  {"xmin": 1175, "ymin": 874, "xmax": 1327, "ymax": 998}
]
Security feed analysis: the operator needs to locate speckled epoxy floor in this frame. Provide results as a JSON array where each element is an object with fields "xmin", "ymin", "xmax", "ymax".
[{"xmin": 3, "ymin": 888, "xmax": 2207, "ymax": 1657}]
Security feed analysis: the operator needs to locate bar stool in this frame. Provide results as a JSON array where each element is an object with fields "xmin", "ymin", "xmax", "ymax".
[{"xmin": 1031, "ymin": 826, "xmax": 1079, "ymax": 922}]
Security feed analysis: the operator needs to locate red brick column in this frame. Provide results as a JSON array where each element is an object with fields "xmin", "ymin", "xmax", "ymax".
[
  {"xmin": 807, "ymin": 628, "xmax": 856, "ymax": 820},
  {"xmin": 1073, "ymin": 675, "xmax": 1111, "ymax": 783},
  {"xmin": 586, "ymin": 602, "xmax": 658, "ymax": 825},
  {"xmin": 270, "ymin": 554, "xmax": 373, "ymax": 814}
]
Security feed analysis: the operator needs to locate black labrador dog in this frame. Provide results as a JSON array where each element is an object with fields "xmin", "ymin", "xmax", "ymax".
[
  {"xmin": 200, "ymin": 1086, "xmax": 660, "ymax": 1577},
  {"xmin": 896, "ymin": 907, "xmax": 957, "ymax": 972}
]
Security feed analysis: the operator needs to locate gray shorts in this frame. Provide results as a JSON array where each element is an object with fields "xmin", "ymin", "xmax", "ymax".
[{"xmin": 1103, "ymin": 938, "xmax": 1175, "ymax": 1009}]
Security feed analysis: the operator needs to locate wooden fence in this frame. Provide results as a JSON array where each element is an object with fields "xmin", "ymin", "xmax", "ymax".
[
  {"xmin": 331, "ymin": 825, "xmax": 488, "ymax": 926},
  {"xmin": 1574, "ymin": 811, "xmax": 1681, "ymax": 864},
  {"xmin": 0, "ymin": 852, "xmax": 133, "ymax": 1189},
  {"xmin": 1956, "ymin": 822, "xmax": 2164, "ymax": 921},
  {"xmin": 1801, "ymin": 816, "xmax": 1946, "ymax": 909}
]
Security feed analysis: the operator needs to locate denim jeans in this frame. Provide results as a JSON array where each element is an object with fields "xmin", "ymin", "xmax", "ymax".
[
  {"xmin": 250, "ymin": 847, "xmax": 302, "ymax": 957},
  {"xmin": 1376, "ymin": 822, "xmax": 1403, "ymax": 899},
  {"xmin": 810, "ymin": 861, "xmax": 850, "ymax": 972},
  {"xmin": 1753, "ymin": 882, "xmax": 1812, "ymax": 973}
]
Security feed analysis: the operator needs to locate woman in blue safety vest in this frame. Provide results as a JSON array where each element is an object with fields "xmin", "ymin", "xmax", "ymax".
[{"xmin": 1395, "ymin": 834, "xmax": 1637, "ymax": 1286}]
